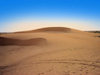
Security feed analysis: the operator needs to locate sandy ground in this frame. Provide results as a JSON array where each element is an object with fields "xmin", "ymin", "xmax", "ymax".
[{"xmin": 0, "ymin": 27, "xmax": 100, "ymax": 75}]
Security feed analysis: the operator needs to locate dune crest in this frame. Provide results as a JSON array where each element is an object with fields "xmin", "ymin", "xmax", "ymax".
[{"xmin": 15, "ymin": 27, "xmax": 72, "ymax": 33}]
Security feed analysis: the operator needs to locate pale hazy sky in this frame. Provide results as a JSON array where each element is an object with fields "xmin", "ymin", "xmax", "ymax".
[{"xmin": 1, "ymin": 19, "xmax": 99, "ymax": 32}]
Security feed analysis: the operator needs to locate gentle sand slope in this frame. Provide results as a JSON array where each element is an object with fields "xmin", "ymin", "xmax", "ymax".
[{"xmin": 0, "ymin": 27, "xmax": 100, "ymax": 75}]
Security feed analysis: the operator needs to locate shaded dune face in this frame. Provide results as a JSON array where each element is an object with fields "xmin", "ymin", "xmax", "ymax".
[
  {"xmin": 0, "ymin": 37, "xmax": 47, "ymax": 46},
  {"xmin": 16, "ymin": 27, "xmax": 71, "ymax": 33}
]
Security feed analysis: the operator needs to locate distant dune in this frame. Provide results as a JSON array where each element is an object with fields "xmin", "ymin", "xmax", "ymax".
[
  {"xmin": 0, "ymin": 27, "xmax": 100, "ymax": 75},
  {"xmin": 87, "ymin": 31, "xmax": 100, "ymax": 33},
  {"xmin": 15, "ymin": 27, "xmax": 72, "ymax": 33}
]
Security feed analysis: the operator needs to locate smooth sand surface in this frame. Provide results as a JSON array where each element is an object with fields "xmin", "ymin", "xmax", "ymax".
[{"xmin": 0, "ymin": 27, "xmax": 100, "ymax": 75}]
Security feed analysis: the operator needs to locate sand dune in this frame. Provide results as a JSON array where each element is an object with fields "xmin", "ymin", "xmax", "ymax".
[
  {"xmin": 0, "ymin": 27, "xmax": 100, "ymax": 75},
  {"xmin": 15, "ymin": 27, "xmax": 72, "ymax": 33}
]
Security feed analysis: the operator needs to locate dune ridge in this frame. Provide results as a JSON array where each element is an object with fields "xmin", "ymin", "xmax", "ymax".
[{"xmin": 15, "ymin": 27, "xmax": 72, "ymax": 33}]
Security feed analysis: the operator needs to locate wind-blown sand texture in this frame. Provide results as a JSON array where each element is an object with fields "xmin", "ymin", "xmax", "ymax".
[{"xmin": 0, "ymin": 27, "xmax": 100, "ymax": 75}]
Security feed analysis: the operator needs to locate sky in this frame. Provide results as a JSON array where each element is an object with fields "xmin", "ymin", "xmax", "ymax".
[{"xmin": 0, "ymin": 0, "xmax": 100, "ymax": 32}]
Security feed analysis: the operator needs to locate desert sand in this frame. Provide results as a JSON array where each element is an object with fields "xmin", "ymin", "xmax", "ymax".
[{"xmin": 0, "ymin": 27, "xmax": 100, "ymax": 75}]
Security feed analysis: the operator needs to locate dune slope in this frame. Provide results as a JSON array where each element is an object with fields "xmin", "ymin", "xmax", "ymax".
[
  {"xmin": 0, "ymin": 27, "xmax": 100, "ymax": 75},
  {"xmin": 0, "ymin": 37, "xmax": 47, "ymax": 46}
]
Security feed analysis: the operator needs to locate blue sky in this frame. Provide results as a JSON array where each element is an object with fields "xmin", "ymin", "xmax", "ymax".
[{"xmin": 0, "ymin": 0, "xmax": 100, "ymax": 32}]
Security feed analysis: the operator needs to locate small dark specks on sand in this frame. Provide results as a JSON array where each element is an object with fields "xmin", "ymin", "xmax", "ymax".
[
  {"xmin": 92, "ymin": 66, "xmax": 96, "ymax": 70},
  {"xmin": 72, "ymin": 71, "xmax": 76, "ymax": 74},
  {"xmin": 85, "ymin": 70, "xmax": 89, "ymax": 74},
  {"xmin": 47, "ymin": 69, "xmax": 53, "ymax": 72},
  {"xmin": 38, "ymin": 72, "xmax": 44, "ymax": 75},
  {"xmin": 0, "ymin": 71, "xmax": 3, "ymax": 75},
  {"xmin": 63, "ymin": 70, "xmax": 70, "ymax": 75},
  {"xmin": 79, "ymin": 66, "xmax": 87, "ymax": 71}
]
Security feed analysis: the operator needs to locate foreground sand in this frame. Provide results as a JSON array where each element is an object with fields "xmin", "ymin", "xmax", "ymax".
[{"xmin": 0, "ymin": 27, "xmax": 100, "ymax": 75}]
